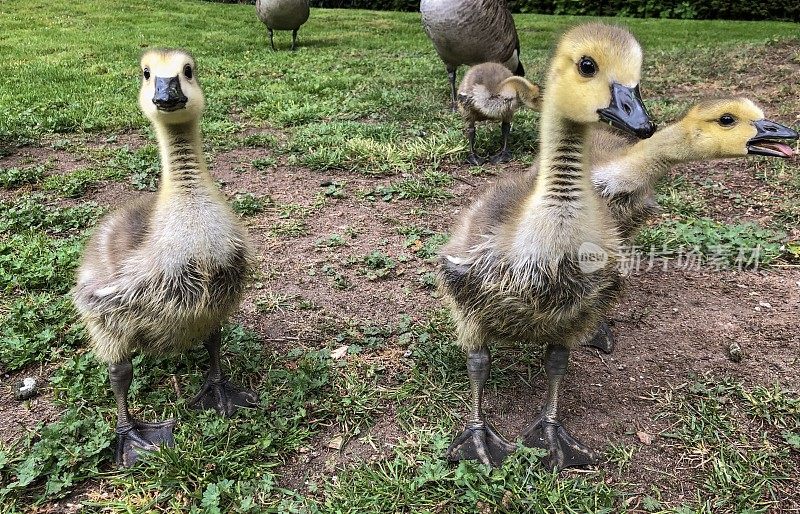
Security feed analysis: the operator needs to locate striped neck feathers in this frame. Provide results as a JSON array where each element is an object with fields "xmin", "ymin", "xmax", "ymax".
[
  {"xmin": 153, "ymin": 120, "xmax": 214, "ymax": 196},
  {"xmin": 532, "ymin": 110, "xmax": 593, "ymax": 208}
]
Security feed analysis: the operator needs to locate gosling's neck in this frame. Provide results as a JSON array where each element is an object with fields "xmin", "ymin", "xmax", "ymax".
[
  {"xmin": 597, "ymin": 120, "xmax": 700, "ymax": 194},
  {"xmin": 153, "ymin": 120, "xmax": 214, "ymax": 198},
  {"xmin": 533, "ymin": 104, "xmax": 594, "ymax": 207}
]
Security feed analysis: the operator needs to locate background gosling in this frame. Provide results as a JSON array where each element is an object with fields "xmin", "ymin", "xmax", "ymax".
[
  {"xmin": 457, "ymin": 62, "xmax": 540, "ymax": 164},
  {"xmin": 72, "ymin": 49, "xmax": 257, "ymax": 467},
  {"xmin": 420, "ymin": 0, "xmax": 525, "ymax": 107}
]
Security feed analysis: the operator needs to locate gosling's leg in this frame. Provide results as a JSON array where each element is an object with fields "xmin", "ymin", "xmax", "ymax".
[
  {"xmin": 585, "ymin": 321, "xmax": 615, "ymax": 354},
  {"xmin": 268, "ymin": 28, "xmax": 276, "ymax": 51},
  {"xmin": 445, "ymin": 346, "xmax": 515, "ymax": 466},
  {"xmin": 447, "ymin": 65, "xmax": 458, "ymax": 111},
  {"xmin": 465, "ymin": 122, "xmax": 485, "ymax": 166},
  {"xmin": 489, "ymin": 121, "xmax": 513, "ymax": 164},
  {"xmin": 291, "ymin": 29, "xmax": 298, "ymax": 51},
  {"xmin": 520, "ymin": 344, "xmax": 597, "ymax": 470},
  {"xmin": 189, "ymin": 326, "xmax": 258, "ymax": 416},
  {"xmin": 109, "ymin": 359, "xmax": 176, "ymax": 467}
]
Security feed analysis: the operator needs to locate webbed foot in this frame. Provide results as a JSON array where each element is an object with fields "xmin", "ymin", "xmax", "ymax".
[
  {"xmin": 466, "ymin": 153, "xmax": 485, "ymax": 166},
  {"xmin": 520, "ymin": 416, "xmax": 597, "ymax": 470},
  {"xmin": 115, "ymin": 418, "xmax": 176, "ymax": 467},
  {"xmin": 586, "ymin": 321, "xmax": 615, "ymax": 354},
  {"xmin": 189, "ymin": 378, "xmax": 258, "ymax": 417},
  {"xmin": 489, "ymin": 149, "xmax": 512, "ymax": 164},
  {"xmin": 446, "ymin": 420, "xmax": 515, "ymax": 467}
]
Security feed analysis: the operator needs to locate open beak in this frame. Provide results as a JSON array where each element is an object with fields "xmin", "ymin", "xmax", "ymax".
[
  {"xmin": 747, "ymin": 119, "xmax": 798, "ymax": 158},
  {"xmin": 152, "ymin": 76, "xmax": 188, "ymax": 111},
  {"xmin": 598, "ymin": 83, "xmax": 656, "ymax": 139}
]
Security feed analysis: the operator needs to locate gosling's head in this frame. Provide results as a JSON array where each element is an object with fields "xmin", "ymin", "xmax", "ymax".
[
  {"xmin": 680, "ymin": 98, "xmax": 797, "ymax": 158},
  {"xmin": 138, "ymin": 48, "xmax": 205, "ymax": 125},
  {"xmin": 546, "ymin": 23, "xmax": 656, "ymax": 139}
]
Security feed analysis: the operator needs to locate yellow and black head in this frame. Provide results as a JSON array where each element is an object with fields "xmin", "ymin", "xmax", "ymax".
[
  {"xmin": 546, "ymin": 23, "xmax": 655, "ymax": 139},
  {"xmin": 680, "ymin": 98, "xmax": 797, "ymax": 158},
  {"xmin": 138, "ymin": 48, "xmax": 204, "ymax": 124}
]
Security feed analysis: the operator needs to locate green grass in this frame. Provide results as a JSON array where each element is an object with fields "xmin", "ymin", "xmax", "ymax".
[{"xmin": 1, "ymin": 1, "xmax": 799, "ymax": 511}]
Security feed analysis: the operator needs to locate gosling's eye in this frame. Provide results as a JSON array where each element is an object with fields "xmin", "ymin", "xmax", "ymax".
[
  {"xmin": 143, "ymin": 67, "xmax": 150, "ymax": 80},
  {"xmin": 184, "ymin": 64, "xmax": 193, "ymax": 80},
  {"xmin": 718, "ymin": 114, "xmax": 736, "ymax": 126},
  {"xmin": 578, "ymin": 56, "xmax": 597, "ymax": 77}
]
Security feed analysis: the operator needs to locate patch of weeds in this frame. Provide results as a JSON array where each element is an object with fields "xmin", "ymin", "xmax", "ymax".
[
  {"xmin": 636, "ymin": 218, "xmax": 786, "ymax": 268},
  {"xmin": 107, "ymin": 145, "xmax": 160, "ymax": 190},
  {"xmin": 652, "ymin": 378, "xmax": 799, "ymax": 513},
  {"xmin": 231, "ymin": 192, "xmax": 268, "ymax": 216},
  {"xmin": 251, "ymin": 156, "xmax": 276, "ymax": 171},
  {"xmin": 254, "ymin": 292, "xmax": 292, "ymax": 313},
  {"xmin": 42, "ymin": 168, "xmax": 102, "ymax": 198},
  {"xmin": 399, "ymin": 226, "xmax": 449, "ymax": 260},
  {"xmin": 0, "ymin": 165, "xmax": 44, "ymax": 188},
  {"xmin": 323, "ymin": 181, "xmax": 347, "ymax": 199},
  {"xmin": 0, "ymin": 406, "xmax": 112, "ymax": 505},
  {"xmin": 362, "ymin": 250, "xmax": 395, "ymax": 280},
  {"xmin": 0, "ymin": 194, "xmax": 104, "ymax": 234},
  {"xmin": 605, "ymin": 443, "xmax": 635, "ymax": 474},
  {"xmin": 364, "ymin": 171, "xmax": 453, "ymax": 202},
  {"xmin": 0, "ymin": 293, "xmax": 82, "ymax": 373},
  {"xmin": 319, "ymin": 433, "xmax": 620, "ymax": 512},
  {"xmin": 315, "ymin": 233, "xmax": 347, "ymax": 248},
  {"xmin": 394, "ymin": 310, "xmax": 466, "ymax": 429},
  {"xmin": 269, "ymin": 219, "xmax": 308, "ymax": 238},
  {"xmin": 655, "ymin": 176, "xmax": 708, "ymax": 217},
  {"xmin": 269, "ymin": 201, "xmax": 313, "ymax": 237},
  {"xmin": 239, "ymin": 133, "xmax": 278, "ymax": 150},
  {"xmin": 0, "ymin": 232, "xmax": 84, "ymax": 293},
  {"xmin": 322, "ymin": 263, "xmax": 350, "ymax": 290}
]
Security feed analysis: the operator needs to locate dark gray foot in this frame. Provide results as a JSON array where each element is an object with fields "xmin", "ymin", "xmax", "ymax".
[
  {"xmin": 520, "ymin": 416, "xmax": 597, "ymax": 470},
  {"xmin": 489, "ymin": 149, "xmax": 512, "ymax": 164},
  {"xmin": 446, "ymin": 421, "xmax": 515, "ymax": 467},
  {"xmin": 189, "ymin": 378, "xmax": 257, "ymax": 416},
  {"xmin": 115, "ymin": 419, "xmax": 176, "ymax": 467},
  {"xmin": 466, "ymin": 153, "xmax": 485, "ymax": 166},
  {"xmin": 586, "ymin": 321, "xmax": 614, "ymax": 354}
]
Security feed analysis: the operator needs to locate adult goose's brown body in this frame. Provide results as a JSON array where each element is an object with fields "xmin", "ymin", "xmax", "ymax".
[
  {"xmin": 73, "ymin": 49, "xmax": 257, "ymax": 467},
  {"xmin": 255, "ymin": 0, "xmax": 310, "ymax": 50},
  {"xmin": 439, "ymin": 23, "xmax": 656, "ymax": 470},
  {"xmin": 421, "ymin": 0, "xmax": 524, "ymax": 105}
]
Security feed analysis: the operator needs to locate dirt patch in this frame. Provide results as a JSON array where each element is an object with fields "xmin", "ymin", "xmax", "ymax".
[{"xmin": 0, "ymin": 367, "xmax": 62, "ymax": 446}]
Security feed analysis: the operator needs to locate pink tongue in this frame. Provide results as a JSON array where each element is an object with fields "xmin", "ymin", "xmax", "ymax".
[{"xmin": 772, "ymin": 142, "xmax": 795, "ymax": 157}]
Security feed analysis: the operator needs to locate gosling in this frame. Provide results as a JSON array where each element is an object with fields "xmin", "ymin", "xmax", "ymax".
[
  {"xmin": 72, "ymin": 49, "xmax": 257, "ymax": 467},
  {"xmin": 457, "ymin": 62, "xmax": 540, "ymax": 165},
  {"xmin": 439, "ymin": 23, "xmax": 655, "ymax": 470},
  {"xmin": 421, "ymin": 0, "xmax": 525, "ymax": 107},
  {"xmin": 585, "ymin": 97, "xmax": 798, "ymax": 353},
  {"xmin": 256, "ymin": 0, "xmax": 310, "ymax": 51}
]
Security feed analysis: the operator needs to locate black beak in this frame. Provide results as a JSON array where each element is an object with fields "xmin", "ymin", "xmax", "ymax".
[
  {"xmin": 597, "ymin": 83, "xmax": 656, "ymax": 139},
  {"xmin": 152, "ymin": 76, "xmax": 188, "ymax": 111},
  {"xmin": 746, "ymin": 119, "xmax": 798, "ymax": 158}
]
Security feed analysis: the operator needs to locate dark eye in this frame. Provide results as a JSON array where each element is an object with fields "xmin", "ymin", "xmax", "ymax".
[
  {"xmin": 718, "ymin": 114, "xmax": 735, "ymax": 126},
  {"xmin": 578, "ymin": 56, "xmax": 597, "ymax": 77},
  {"xmin": 143, "ymin": 67, "xmax": 150, "ymax": 80},
  {"xmin": 184, "ymin": 64, "xmax": 193, "ymax": 80}
]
